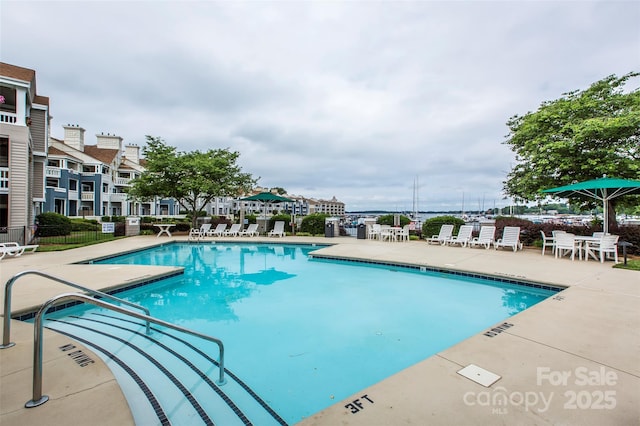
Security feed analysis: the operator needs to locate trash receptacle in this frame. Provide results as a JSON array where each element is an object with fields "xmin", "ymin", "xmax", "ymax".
[
  {"xmin": 325, "ymin": 222, "xmax": 334, "ymax": 237},
  {"xmin": 357, "ymin": 223, "xmax": 367, "ymax": 239}
]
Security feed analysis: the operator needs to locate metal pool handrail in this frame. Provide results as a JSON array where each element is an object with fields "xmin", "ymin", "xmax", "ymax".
[
  {"xmin": 1, "ymin": 270, "xmax": 151, "ymax": 349},
  {"xmin": 26, "ymin": 292, "xmax": 226, "ymax": 408}
]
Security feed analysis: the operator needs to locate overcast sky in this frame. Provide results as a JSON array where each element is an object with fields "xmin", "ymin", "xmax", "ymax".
[{"xmin": 2, "ymin": 1, "xmax": 638, "ymax": 212}]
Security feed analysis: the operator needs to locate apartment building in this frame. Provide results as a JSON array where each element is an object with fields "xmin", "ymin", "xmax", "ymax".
[
  {"xmin": 47, "ymin": 125, "xmax": 179, "ymax": 218},
  {"xmin": 0, "ymin": 62, "xmax": 49, "ymax": 243}
]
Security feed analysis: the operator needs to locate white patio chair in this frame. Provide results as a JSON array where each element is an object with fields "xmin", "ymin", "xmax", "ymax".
[
  {"xmin": 239, "ymin": 223, "xmax": 259, "ymax": 237},
  {"xmin": 470, "ymin": 226, "xmax": 495, "ymax": 249},
  {"xmin": 379, "ymin": 225, "xmax": 395, "ymax": 242},
  {"xmin": 268, "ymin": 221, "xmax": 285, "ymax": 237},
  {"xmin": 368, "ymin": 224, "xmax": 381, "ymax": 240},
  {"xmin": 224, "ymin": 224, "xmax": 242, "ymax": 237},
  {"xmin": 397, "ymin": 225, "xmax": 410, "ymax": 242},
  {"xmin": 588, "ymin": 234, "xmax": 619, "ymax": 263},
  {"xmin": 188, "ymin": 223, "xmax": 211, "ymax": 241},
  {"xmin": 540, "ymin": 230, "xmax": 555, "ymax": 256},
  {"xmin": 494, "ymin": 226, "xmax": 522, "ymax": 252},
  {"xmin": 555, "ymin": 233, "xmax": 580, "ymax": 261},
  {"xmin": 447, "ymin": 225, "xmax": 474, "ymax": 247},
  {"xmin": 426, "ymin": 224, "xmax": 454, "ymax": 245}
]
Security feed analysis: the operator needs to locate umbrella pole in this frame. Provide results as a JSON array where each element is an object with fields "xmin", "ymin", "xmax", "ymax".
[{"xmin": 603, "ymin": 189, "xmax": 608, "ymax": 234}]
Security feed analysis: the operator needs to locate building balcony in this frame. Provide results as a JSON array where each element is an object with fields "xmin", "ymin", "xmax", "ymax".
[
  {"xmin": 110, "ymin": 193, "xmax": 127, "ymax": 202},
  {"xmin": 46, "ymin": 167, "xmax": 61, "ymax": 178},
  {"xmin": 81, "ymin": 192, "xmax": 95, "ymax": 201},
  {"xmin": 115, "ymin": 177, "xmax": 130, "ymax": 186}
]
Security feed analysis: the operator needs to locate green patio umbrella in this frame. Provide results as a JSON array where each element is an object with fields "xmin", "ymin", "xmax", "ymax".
[
  {"xmin": 239, "ymin": 192, "xmax": 294, "ymax": 230},
  {"xmin": 542, "ymin": 177, "xmax": 640, "ymax": 234}
]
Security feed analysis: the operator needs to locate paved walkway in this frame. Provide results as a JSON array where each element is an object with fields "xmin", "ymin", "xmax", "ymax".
[{"xmin": 1, "ymin": 236, "xmax": 638, "ymax": 425}]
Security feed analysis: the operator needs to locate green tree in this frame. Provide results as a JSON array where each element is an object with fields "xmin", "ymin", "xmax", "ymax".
[
  {"xmin": 503, "ymin": 72, "xmax": 640, "ymax": 226},
  {"xmin": 128, "ymin": 136, "xmax": 256, "ymax": 227}
]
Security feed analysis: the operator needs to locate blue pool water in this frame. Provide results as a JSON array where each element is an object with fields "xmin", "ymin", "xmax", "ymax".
[{"xmin": 50, "ymin": 243, "xmax": 556, "ymax": 424}]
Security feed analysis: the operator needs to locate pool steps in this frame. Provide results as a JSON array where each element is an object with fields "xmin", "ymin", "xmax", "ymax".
[{"xmin": 44, "ymin": 312, "xmax": 287, "ymax": 426}]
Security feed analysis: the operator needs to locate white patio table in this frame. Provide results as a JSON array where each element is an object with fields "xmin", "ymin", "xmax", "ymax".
[{"xmin": 154, "ymin": 223, "xmax": 176, "ymax": 238}]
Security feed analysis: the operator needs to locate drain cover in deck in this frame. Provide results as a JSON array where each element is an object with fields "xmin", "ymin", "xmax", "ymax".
[{"xmin": 457, "ymin": 364, "xmax": 501, "ymax": 387}]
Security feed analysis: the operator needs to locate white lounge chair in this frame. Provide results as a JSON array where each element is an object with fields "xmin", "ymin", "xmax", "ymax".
[
  {"xmin": 447, "ymin": 225, "xmax": 474, "ymax": 247},
  {"xmin": 268, "ymin": 221, "xmax": 285, "ymax": 237},
  {"xmin": 494, "ymin": 226, "xmax": 522, "ymax": 252},
  {"xmin": 0, "ymin": 242, "xmax": 39, "ymax": 260},
  {"xmin": 470, "ymin": 226, "xmax": 496, "ymax": 249},
  {"xmin": 209, "ymin": 223, "xmax": 227, "ymax": 237},
  {"xmin": 188, "ymin": 223, "xmax": 211, "ymax": 241},
  {"xmin": 426, "ymin": 224, "xmax": 454, "ymax": 245},
  {"xmin": 238, "ymin": 223, "xmax": 259, "ymax": 237},
  {"xmin": 224, "ymin": 224, "xmax": 242, "ymax": 237}
]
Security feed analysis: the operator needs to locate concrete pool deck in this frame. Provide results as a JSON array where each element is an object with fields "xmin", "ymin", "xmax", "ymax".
[{"xmin": 1, "ymin": 235, "xmax": 638, "ymax": 425}]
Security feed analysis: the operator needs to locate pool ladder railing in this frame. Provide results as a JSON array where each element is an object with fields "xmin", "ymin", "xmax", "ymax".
[
  {"xmin": 1, "ymin": 271, "xmax": 226, "ymax": 408},
  {"xmin": 1, "ymin": 270, "xmax": 152, "ymax": 348}
]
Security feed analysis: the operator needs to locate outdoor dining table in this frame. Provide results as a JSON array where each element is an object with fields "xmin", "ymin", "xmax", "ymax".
[{"xmin": 154, "ymin": 223, "xmax": 176, "ymax": 237}]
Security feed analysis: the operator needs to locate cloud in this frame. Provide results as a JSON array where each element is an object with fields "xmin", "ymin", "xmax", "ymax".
[{"xmin": 2, "ymin": 0, "xmax": 638, "ymax": 211}]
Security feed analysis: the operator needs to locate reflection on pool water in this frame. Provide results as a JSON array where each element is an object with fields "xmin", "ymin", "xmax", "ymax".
[{"xmin": 61, "ymin": 243, "xmax": 557, "ymax": 424}]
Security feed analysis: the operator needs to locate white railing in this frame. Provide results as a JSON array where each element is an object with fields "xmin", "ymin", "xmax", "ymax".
[
  {"xmin": 0, "ymin": 167, "xmax": 8, "ymax": 190},
  {"xmin": 68, "ymin": 190, "xmax": 78, "ymax": 199},
  {"xmin": 0, "ymin": 112, "xmax": 18, "ymax": 124},
  {"xmin": 81, "ymin": 193, "xmax": 94, "ymax": 201},
  {"xmin": 45, "ymin": 167, "xmax": 61, "ymax": 178},
  {"xmin": 115, "ymin": 177, "xmax": 130, "ymax": 186},
  {"xmin": 110, "ymin": 193, "xmax": 127, "ymax": 202}
]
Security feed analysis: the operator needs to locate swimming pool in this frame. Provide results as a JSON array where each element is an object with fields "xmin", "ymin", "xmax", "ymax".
[{"xmin": 44, "ymin": 243, "xmax": 558, "ymax": 425}]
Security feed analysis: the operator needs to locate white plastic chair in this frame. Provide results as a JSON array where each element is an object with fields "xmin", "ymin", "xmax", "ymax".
[
  {"xmin": 540, "ymin": 231, "xmax": 555, "ymax": 256},
  {"xmin": 494, "ymin": 226, "xmax": 522, "ymax": 252},
  {"xmin": 426, "ymin": 224, "xmax": 454, "ymax": 245},
  {"xmin": 555, "ymin": 233, "xmax": 580, "ymax": 261},
  {"xmin": 447, "ymin": 225, "xmax": 474, "ymax": 247},
  {"xmin": 470, "ymin": 226, "xmax": 495, "ymax": 249},
  {"xmin": 589, "ymin": 234, "xmax": 619, "ymax": 263},
  {"xmin": 397, "ymin": 225, "xmax": 410, "ymax": 242},
  {"xmin": 368, "ymin": 224, "xmax": 381, "ymax": 240}
]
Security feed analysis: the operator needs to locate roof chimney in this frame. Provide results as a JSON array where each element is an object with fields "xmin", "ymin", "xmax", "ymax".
[{"xmin": 63, "ymin": 124, "xmax": 85, "ymax": 151}]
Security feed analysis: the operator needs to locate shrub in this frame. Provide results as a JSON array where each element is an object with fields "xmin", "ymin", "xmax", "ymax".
[
  {"xmin": 36, "ymin": 212, "xmax": 72, "ymax": 236},
  {"xmin": 422, "ymin": 216, "xmax": 465, "ymax": 239},
  {"xmin": 101, "ymin": 216, "xmax": 125, "ymax": 223},
  {"xmin": 70, "ymin": 218, "xmax": 99, "ymax": 231},
  {"xmin": 300, "ymin": 213, "xmax": 330, "ymax": 235}
]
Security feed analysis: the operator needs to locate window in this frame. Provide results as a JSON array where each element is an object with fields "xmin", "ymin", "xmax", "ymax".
[
  {"xmin": 0, "ymin": 138, "xmax": 7, "ymax": 167},
  {"xmin": 69, "ymin": 179, "xmax": 78, "ymax": 191},
  {"xmin": 47, "ymin": 159, "xmax": 61, "ymax": 167},
  {"xmin": 82, "ymin": 182, "xmax": 94, "ymax": 192},
  {"xmin": 46, "ymin": 178, "xmax": 59, "ymax": 188}
]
